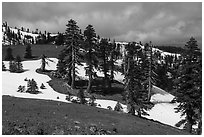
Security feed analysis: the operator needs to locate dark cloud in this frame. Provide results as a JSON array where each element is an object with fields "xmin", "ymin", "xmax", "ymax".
[{"xmin": 2, "ymin": 2, "xmax": 202, "ymax": 47}]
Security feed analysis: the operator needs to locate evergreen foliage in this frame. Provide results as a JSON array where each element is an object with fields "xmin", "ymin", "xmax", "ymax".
[
  {"xmin": 83, "ymin": 24, "xmax": 98, "ymax": 92},
  {"xmin": 26, "ymin": 79, "xmax": 39, "ymax": 94},
  {"xmin": 40, "ymin": 83, "xmax": 46, "ymax": 89},
  {"xmin": 142, "ymin": 42, "xmax": 158, "ymax": 102},
  {"xmin": 114, "ymin": 101, "xmax": 123, "ymax": 112},
  {"xmin": 174, "ymin": 37, "xmax": 202, "ymax": 134},
  {"xmin": 39, "ymin": 54, "xmax": 54, "ymax": 72},
  {"xmin": 98, "ymin": 38, "xmax": 112, "ymax": 88},
  {"xmin": 89, "ymin": 95, "xmax": 96, "ymax": 106},
  {"xmin": 124, "ymin": 42, "xmax": 153, "ymax": 117},
  {"xmin": 61, "ymin": 19, "xmax": 83, "ymax": 89},
  {"xmin": 2, "ymin": 62, "xmax": 6, "ymax": 71},
  {"xmin": 9, "ymin": 61, "xmax": 18, "ymax": 73},
  {"xmin": 17, "ymin": 85, "xmax": 25, "ymax": 93},
  {"xmin": 55, "ymin": 33, "xmax": 64, "ymax": 45},
  {"xmin": 5, "ymin": 47, "xmax": 14, "ymax": 61},
  {"xmin": 109, "ymin": 40, "xmax": 119, "ymax": 83},
  {"xmin": 15, "ymin": 55, "xmax": 23, "ymax": 72},
  {"xmin": 77, "ymin": 88, "xmax": 86, "ymax": 104},
  {"xmin": 24, "ymin": 44, "xmax": 32, "ymax": 59}
]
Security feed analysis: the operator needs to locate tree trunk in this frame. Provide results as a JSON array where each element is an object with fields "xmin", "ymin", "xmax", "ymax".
[
  {"xmin": 197, "ymin": 120, "xmax": 202, "ymax": 135},
  {"xmin": 87, "ymin": 66, "xmax": 92, "ymax": 93},
  {"xmin": 71, "ymin": 44, "xmax": 75, "ymax": 89},
  {"xmin": 41, "ymin": 59, "xmax": 46, "ymax": 71},
  {"xmin": 103, "ymin": 54, "xmax": 108, "ymax": 88},
  {"xmin": 68, "ymin": 68, "xmax": 72, "ymax": 85},
  {"xmin": 87, "ymin": 49, "xmax": 93, "ymax": 92},
  {"xmin": 187, "ymin": 114, "xmax": 193, "ymax": 134},
  {"xmin": 147, "ymin": 45, "xmax": 152, "ymax": 102},
  {"xmin": 110, "ymin": 51, "xmax": 114, "ymax": 83},
  {"xmin": 187, "ymin": 122, "xmax": 193, "ymax": 134},
  {"xmin": 137, "ymin": 108, "xmax": 142, "ymax": 118}
]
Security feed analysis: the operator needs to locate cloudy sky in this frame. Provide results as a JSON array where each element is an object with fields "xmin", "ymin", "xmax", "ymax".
[{"xmin": 2, "ymin": 2, "xmax": 202, "ymax": 47}]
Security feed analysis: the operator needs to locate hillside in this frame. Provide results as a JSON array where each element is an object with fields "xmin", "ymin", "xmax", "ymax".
[
  {"xmin": 2, "ymin": 96, "xmax": 189, "ymax": 135},
  {"xmin": 2, "ymin": 22, "xmax": 193, "ymax": 135},
  {"xmin": 2, "ymin": 57, "xmax": 185, "ymax": 129}
]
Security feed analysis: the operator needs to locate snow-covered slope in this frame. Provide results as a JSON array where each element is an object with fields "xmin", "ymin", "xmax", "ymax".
[
  {"xmin": 2, "ymin": 58, "xmax": 69, "ymax": 103},
  {"xmin": 2, "ymin": 58, "xmax": 183, "ymax": 129}
]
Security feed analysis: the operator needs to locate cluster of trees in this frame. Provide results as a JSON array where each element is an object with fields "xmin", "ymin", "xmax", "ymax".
[
  {"xmin": 56, "ymin": 19, "xmax": 120, "ymax": 93},
  {"xmin": 17, "ymin": 79, "xmax": 39, "ymax": 94},
  {"xmin": 4, "ymin": 44, "xmax": 33, "ymax": 72},
  {"xmin": 55, "ymin": 19, "xmax": 202, "ymax": 134},
  {"xmin": 2, "ymin": 22, "xmax": 56, "ymax": 45},
  {"xmin": 123, "ymin": 42, "xmax": 156, "ymax": 117},
  {"xmin": 2, "ymin": 25, "xmax": 35, "ymax": 45},
  {"xmin": 173, "ymin": 37, "xmax": 202, "ymax": 134},
  {"xmin": 9, "ymin": 55, "xmax": 23, "ymax": 73},
  {"xmin": 4, "ymin": 47, "xmax": 23, "ymax": 73}
]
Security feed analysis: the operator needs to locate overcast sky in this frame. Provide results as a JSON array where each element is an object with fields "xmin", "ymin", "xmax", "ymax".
[{"xmin": 2, "ymin": 2, "xmax": 202, "ymax": 47}]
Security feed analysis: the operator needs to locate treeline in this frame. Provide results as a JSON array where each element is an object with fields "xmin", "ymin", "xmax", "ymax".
[{"xmin": 2, "ymin": 22, "xmax": 57, "ymax": 45}]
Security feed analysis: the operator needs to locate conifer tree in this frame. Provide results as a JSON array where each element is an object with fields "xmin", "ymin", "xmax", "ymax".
[
  {"xmin": 77, "ymin": 88, "xmax": 86, "ymax": 104},
  {"xmin": 2, "ymin": 62, "xmax": 6, "ymax": 71},
  {"xmin": 15, "ymin": 55, "xmax": 23, "ymax": 72},
  {"xmin": 56, "ymin": 51, "xmax": 67, "ymax": 74},
  {"xmin": 5, "ymin": 47, "xmax": 14, "ymax": 61},
  {"xmin": 39, "ymin": 54, "xmax": 54, "ymax": 72},
  {"xmin": 98, "ymin": 38, "xmax": 111, "ymax": 88},
  {"xmin": 26, "ymin": 79, "xmax": 38, "ymax": 94},
  {"xmin": 55, "ymin": 33, "xmax": 64, "ymax": 45},
  {"xmin": 24, "ymin": 44, "xmax": 32, "ymax": 59},
  {"xmin": 142, "ymin": 42, "xmax": 158, "ymax": 102},
  {"xmin": 124, "ymin": 42, "xmax": 152, "ymax": 117},
  {"xmin": 109, "ymin": 40, "xmax": 118, "ymax": 83},
  {"xmin": 83, "ymin": 24, "xmax": 98, "ymax": 92},
  {"xmin": 63, "ymin": 19, "xmax": 83, "ymax": 89},
  {"xmin": 9, "ymin": 61, "xmax": 17, "ymax": 72},
  {"xmin": 174, "ymin": 37, "xmax": 202, "ymax": 134}
]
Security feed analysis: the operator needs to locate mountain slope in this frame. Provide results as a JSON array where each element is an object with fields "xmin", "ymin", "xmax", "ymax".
[
  {"xmin": 2, "ymin": 95, "xmax": 189, "ymax": 135},
  {"xmin": 3, "ymin": 58, "xmax": 184, "ymax": 129}
]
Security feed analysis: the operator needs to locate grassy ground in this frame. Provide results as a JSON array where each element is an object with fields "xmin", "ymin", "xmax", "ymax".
[
  {"xmin": 48, "ymin": 77, "xmax": 125, "ymax": 103},
  {"xmin": 2, "ymin": 44, "xmax": 64, "ymax": 61},
  {"xmin": 2, "ymin": 95, "xmax": 189, "ymax": 135}
]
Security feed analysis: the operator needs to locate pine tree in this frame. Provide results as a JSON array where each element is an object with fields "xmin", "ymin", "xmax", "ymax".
[
  {"xmin": 56, "ymin": 51, "xmax": 67, "ymax": 74},
  {"xmin": 89, "ymin": 95, "xmax": 96, "ymax": 106},
  {"xmin": 55, "ymin": 33, "xmax": 64, "ymax": 45},
  {"xmin": 174, "ymin": 37, "xmax": 202, "ymax": 134},
  {"xmin": 26, "ymin": 79, "xmax": 38, "ymax": 94},
  {"xmin": 124, "ymin": 42, "xmax": 152, "ymax": 117},
  {"xmin": 9, "ymin": 61, "xmax": 17, "ymax": 72},
  {"xmin": 5, "ymin": 47, "xmax": 14, "ymax": 61},
  {"xmin": 2, "ymin": 62, "xmax": 6, "ymax": 71},
  {"xmin": 109, "ymin": 40, "xmax": 117, "ymax": 83},
  {"xmin": 114, "ymin": 101, "xmax": 123, "ymax": 112},
  {"xmin": 83, "ymin": 24, "xmax": 98, "ymax": 93},
  {"xmin": 77, "ymin": 88, "xmax": 86, "ymax": 104},
  {"xmin": 39, "ymin": 54, "xmax": 54, "ymax": 72},
  {"xmin": 15, "ymin": 55, "xmax": 23, "ymax": 72},
  {"xmin": 63, "ymin": 19, "xmax": 83, "ymax": 89},
  {"xmin": 142, "ymin": 42, "xmax": 158, "ymax": 102},
  {"xmin": 24, "ymin": 44, "xmax": 32, "ymax": 59},
  {"xmin": 40, "ymin": 83, "xmax": 46, "ymax": 89},
  {"xmin": 98, "ymin": 38, "xmax": 111, "ymax": 88}
]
